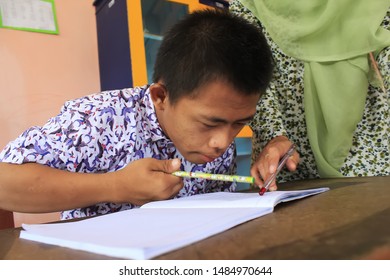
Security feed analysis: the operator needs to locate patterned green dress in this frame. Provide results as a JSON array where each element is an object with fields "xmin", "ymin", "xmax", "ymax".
[{"xmin": 230, "ymin": 0, "xmax": 389, "ymax": 182}]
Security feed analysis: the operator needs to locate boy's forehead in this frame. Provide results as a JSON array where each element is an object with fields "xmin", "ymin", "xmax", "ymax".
[
  {"xmin": 172, "ymin": 86, "xmax": 259, "ymax": 121},
  {"xmin": 183, "ymin": 81, "xmax": 259, "ymax": 100},
  {"xmin": 167, "ymin": 80, "xmax": 260, "ymax": 113}
]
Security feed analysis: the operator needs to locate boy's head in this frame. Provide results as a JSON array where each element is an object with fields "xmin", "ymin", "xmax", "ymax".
[
  {"xmin": 152, "ymin": 8, "xmax": 273, "ymax": 104},
  {"xmin": 150, "ymin": 9, "xmax": 273, "ymax": 164}
]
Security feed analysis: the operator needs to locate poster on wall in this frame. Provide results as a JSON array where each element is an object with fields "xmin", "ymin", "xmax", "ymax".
[{"xmin": 0, "ymin": 0, "xmax": 59, "ymax": 34}]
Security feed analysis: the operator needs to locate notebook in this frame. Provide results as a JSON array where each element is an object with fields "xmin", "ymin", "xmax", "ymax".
[{"xmin": 20, "ymin": 187, "xmax": 329, "ymax": 259}]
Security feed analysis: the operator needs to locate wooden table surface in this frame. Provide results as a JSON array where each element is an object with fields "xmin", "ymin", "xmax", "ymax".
[{"xmin": 1, "ymin": 176, "xmax": 389, "ymax": 260}]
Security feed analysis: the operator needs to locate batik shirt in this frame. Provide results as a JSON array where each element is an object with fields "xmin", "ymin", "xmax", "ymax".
[{"xmin": 0, "ymin": 85, "xmax": 237, "ymax": 219}]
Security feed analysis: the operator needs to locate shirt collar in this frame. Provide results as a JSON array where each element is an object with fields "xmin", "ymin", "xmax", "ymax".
[{"xmin": 142, "ymin": 86, "xmax": 170, "ymax": 143}]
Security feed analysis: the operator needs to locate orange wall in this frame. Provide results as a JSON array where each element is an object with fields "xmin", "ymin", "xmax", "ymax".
[{"xmin": 0, "ymin": 0, "xmax": 100, "ymax": 226}]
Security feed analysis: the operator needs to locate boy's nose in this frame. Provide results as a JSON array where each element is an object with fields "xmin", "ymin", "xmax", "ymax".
[{"xmin": 209, "ymin": 130, "xmax": 234, "ymax": 151}]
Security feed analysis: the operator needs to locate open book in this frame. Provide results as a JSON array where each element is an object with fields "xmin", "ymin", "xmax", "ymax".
[{"xmin": 20, "ymin": 187, "xmax": 329, "ymax": 259}]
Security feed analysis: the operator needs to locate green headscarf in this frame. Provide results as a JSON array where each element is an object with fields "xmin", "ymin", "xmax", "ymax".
[{"xmin": 240, "ymin": 0, "xmax": 390, "ymax": 177}]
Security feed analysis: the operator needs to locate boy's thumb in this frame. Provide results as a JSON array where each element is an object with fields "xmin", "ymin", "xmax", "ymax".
[{"xmin": 163, "ymin": 158, "xmax": 181, "ymax": 173}]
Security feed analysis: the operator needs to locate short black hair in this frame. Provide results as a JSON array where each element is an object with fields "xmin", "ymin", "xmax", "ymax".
[{"xmin": 152, "ymin": 9, "xmax": 273, "ymax": 104}]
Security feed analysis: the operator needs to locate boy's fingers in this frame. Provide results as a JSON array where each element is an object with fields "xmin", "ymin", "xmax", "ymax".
[{"xmin": 157, "ymin": 158, "xmax": 181, "ymax": 174}]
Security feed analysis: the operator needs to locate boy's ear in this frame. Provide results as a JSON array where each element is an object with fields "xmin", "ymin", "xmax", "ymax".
[{"xmin": 150, "ymin": 83, "xmax": 168, "ymax": 110}]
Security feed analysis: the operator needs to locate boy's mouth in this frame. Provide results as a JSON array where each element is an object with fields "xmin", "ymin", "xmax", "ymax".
[{"xmin": 200, "ymin": 154, "xmax": 217, "ymax": 163}]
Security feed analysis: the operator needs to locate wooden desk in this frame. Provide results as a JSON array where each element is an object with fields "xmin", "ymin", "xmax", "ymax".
[{"xmin": 1, "ymin": 176, "xmax": 389, "ymax": 260}]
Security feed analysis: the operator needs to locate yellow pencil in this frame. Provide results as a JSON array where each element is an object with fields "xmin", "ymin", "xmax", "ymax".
[{"xmin": 172, "ymin": 171, "xmax": 254, "ymax": 184}]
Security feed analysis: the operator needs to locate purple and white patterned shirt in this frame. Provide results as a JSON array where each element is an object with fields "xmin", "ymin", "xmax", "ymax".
[{"xmin": 0, "ymin": 85, "xmax": 237, "ymax": 219}]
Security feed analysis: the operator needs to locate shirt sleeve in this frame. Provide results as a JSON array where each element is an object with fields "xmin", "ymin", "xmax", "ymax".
[
  {"xmin": 250, "ymin": 86, "xmax": 288, "ymax": 160},
  {"xmin": 0, "ymin": 94, "xmax": 117, "ymax": 173}
]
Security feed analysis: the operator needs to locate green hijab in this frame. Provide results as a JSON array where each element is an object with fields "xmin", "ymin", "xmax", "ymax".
[{"xmin": 240, "ymin": 0, "xmax": 390, "ymax": 177}]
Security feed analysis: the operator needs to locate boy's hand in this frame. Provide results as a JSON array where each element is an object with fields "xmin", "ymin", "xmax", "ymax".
[
  {"xmin": 250, "ymin": 136, "xmax": 299, "ymax": 191},
  {"xmin": 108, "ymin": 158, "xmax": 183, "ymax": 205}
]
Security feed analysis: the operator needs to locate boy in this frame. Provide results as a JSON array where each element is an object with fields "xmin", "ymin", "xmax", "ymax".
[{"xmin": 0, "ymin": 9, "xmax": 273, "ymax": 219}]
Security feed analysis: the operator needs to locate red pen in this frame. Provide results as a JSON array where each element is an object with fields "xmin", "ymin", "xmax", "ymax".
[{"xmin": 259, "ymin": 144, "xmax": 296, "ymax": 196}]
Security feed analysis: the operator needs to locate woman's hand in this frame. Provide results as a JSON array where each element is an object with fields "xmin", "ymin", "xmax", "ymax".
[{"xmin": 250, "ymin": 136, "xmax": 299, "ymax": 191}]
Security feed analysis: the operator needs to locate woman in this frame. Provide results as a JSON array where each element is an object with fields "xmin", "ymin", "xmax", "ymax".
[{"xmin": 230, "ymin": 0, "xmax": 390, "ymax": 190}]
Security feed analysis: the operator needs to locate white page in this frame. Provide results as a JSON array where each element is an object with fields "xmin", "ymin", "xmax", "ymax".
[
  {"xmin": 143, "ymin": 188, "xmax": 330, "ymax": 209},
  {"xmin": 142, "ymin": 192, "xmax": 264, "ymax": 209},
  {"xmin": 21, "ymin": 207, "xmax": 269, "ymax": 259}
]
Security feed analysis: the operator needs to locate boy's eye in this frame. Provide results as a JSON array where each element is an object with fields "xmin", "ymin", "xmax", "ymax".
[
  {"xmin": 234, "ymin": 122, "xmax": 248, "ymax": 127},
  {"xmin": 201, "ymin": 122, "xmax": 247, "ymax": 130},
  {"xmin": 202, "ymin": 123, "xmax": 218, "ymax": 128}
]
